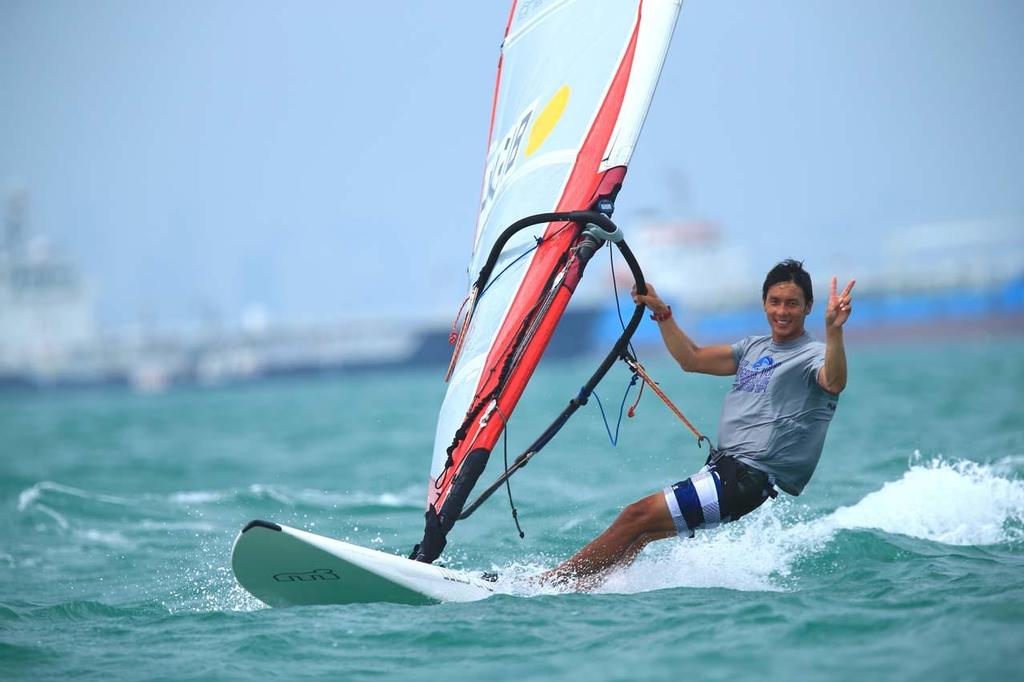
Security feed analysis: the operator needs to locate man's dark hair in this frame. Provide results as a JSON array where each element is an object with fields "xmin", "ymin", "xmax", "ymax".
[{"xmin": 762, "ymin": 259, "xmax": 813, "ymax": 304}]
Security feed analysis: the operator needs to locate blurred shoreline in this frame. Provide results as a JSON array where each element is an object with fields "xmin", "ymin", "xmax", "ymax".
[
  {"xmin": 2, "ymin": 292, "xmax": 1020, "ymax": 394},
  {"xmin": 3, "ymin": 195, "xmax": 1022, "ymax": 393}
]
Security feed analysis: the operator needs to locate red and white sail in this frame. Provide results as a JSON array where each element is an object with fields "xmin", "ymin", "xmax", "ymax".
[{"xmin": 418, "ymin": 0, "xmax": 682, "ymax": 561}]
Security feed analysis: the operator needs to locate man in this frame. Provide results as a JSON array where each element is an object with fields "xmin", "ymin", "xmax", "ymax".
[{"xmin": 544, "ymin": 259, "xmax": 855, "ymax": 588}]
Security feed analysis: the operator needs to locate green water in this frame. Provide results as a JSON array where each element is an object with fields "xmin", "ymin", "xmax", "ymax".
[{"xmin": 2, "ymin": 338, "xmax": 1023, "ymax": 680}]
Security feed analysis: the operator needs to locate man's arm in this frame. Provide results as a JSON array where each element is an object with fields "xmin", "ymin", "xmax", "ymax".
[
  {"xmin": 818, "ymin": 276, "xmax": 855, "ymax": 394},
  {"xmin": 632, "ymin": 284, "xmax": 736, "ymax": 376}
]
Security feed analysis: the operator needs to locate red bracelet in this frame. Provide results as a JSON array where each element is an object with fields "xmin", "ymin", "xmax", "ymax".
[{"xmin": 650, "ymin": 306, "xmax": 672, "ymax": 322}]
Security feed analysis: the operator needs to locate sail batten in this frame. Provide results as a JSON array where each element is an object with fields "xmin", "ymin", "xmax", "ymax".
[{"xmin": 414, "ymin": 0, "xmax": 682, "ymax": 564}]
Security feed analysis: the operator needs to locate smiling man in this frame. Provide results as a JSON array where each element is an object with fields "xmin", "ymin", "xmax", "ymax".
[{"xmin": 544, "ymin": 260, "xmax": 855, "ymax": 588}]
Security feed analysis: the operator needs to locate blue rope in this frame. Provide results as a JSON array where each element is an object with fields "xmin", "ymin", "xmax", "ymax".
[{"xmin": 591, "ymin": 372, "xmax": 640, "ymax": 446}]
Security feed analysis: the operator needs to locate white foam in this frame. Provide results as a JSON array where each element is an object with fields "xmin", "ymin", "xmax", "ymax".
[
  {"xmin": 17, "ymin": 481, "xmax": 130, "ymax": 511},
  {"xmin": 77, "ymin": 528, "xmax": 133, "ymax": 548},
  {"xmin": 247, "ymin": 484, "xmax": 294, "ymax": 505},
  {"xmin": 830, "ymin": 455, "xmax": 1024, "ymax": 545},
  {"xmin": 170, "ymin": 490, "xmax": 229, "ymax": 505},
  {"xmin": 596, "ymin": 501, "xmax": 823, "ymax": 595},
  {"xmin": 501, "ymin": 455, "xmax": 1024, "ymax": 596},
  {"xmin": 168, "ymin": 484, "xmax": 422, "ymax": 510},
  {"xmin": 294, "ymin": 486, "xmax": 422, "ymax": 509},
  {"xmin": 138, "ymin": 520, "xmax": 216, "ymax": 532}
]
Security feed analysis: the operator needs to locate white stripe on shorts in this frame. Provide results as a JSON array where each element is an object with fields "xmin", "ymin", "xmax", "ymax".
[
  {"xmin": 663, "ymin": 486, "xmax": 688, "ymax": 536},
  {"xmin": 691, "ymin": 468, "xmax": 722, "ymax": 528}
]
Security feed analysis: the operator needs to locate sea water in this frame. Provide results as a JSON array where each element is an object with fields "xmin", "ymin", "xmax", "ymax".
[{"xmin": 2, "ymin": 338, "xmax": 1022, "ymax": 680}]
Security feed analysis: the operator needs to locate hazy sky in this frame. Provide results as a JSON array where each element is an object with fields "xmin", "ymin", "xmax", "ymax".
[{"xmin": 2, "ymin": 1, "xmax": 1022, "ymax": 328}]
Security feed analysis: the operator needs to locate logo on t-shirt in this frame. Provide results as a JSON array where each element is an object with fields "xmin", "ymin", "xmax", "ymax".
[{"xmin": 735, "ymin": 355, "xmax": 777, "ymax": 393}]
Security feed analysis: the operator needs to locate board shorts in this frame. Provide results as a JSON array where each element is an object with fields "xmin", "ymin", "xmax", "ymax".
[{"xmin": 663, "ymin": 453, "xmax": 778, "ymax": 537}]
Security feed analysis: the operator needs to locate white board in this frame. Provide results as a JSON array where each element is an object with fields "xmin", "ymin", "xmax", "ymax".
[{"xmin": 231, "ymin": 520, "xmax": 496, "ymax": 606}]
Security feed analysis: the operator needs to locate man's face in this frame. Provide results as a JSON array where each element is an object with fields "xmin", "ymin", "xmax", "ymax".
[{"xmin": 763, "ymin": 281, "xmax": 811, "ymax": 342}]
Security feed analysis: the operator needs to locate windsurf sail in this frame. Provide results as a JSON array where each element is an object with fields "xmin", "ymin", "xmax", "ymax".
[{"xmin": 412, "ymin": 0, "xmax": 683, "ymax": 563}]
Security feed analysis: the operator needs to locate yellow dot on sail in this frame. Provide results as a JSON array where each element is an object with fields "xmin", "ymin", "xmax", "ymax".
[{"xmin": 525, "ymin": 85, "xmax": 570, "ymax": 157}]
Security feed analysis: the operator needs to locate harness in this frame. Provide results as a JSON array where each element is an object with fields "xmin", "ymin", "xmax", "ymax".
[{"xmin": 705, "ymin": 448, "xmax": 779, "ymax": 522}]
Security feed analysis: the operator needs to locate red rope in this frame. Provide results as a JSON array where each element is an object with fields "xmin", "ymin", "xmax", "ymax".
[
  {"xmin": 448, "ymin": 293, "xmax": 471, "ymax": 344},
  {"xmin": 623, "ymin": 356, "xmax": 709, "ymax": 446}
]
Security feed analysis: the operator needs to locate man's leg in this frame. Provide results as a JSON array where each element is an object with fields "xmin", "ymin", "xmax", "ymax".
[{"xmin": 541, "ymin": 492, "xmax": 678, "ymax": 589}]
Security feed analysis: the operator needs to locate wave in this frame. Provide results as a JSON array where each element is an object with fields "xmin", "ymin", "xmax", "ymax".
[
  {"xmin": 830, "ymin": 455, "xmax": 1024, "ymax": 545},
  {"xmin": 508, "ymin": 454, "xmax": 1024, "ymax": 597},
  {"xmin": 16, "ymin": 455, "xmax": 1022, "ymax": 608},
  {"xmin": 1, "ymin": 599, "xmax": 155, "ymax": 622},
  {"xmin": 0, "ymin": 641, "xmax": 55, "ymax": 667},
  {"xmin": 16, "ymin": 480, "xmax": 421, "ymax": 517},
  {"xmin": 15, "ymin": 481, "xmax": 136, "ymax": 532},
  {"xmin": 168, "ymin": 484, "xmax": 422, "ymax": 510},
  {"xmin": 17, "ymin": 481, "xmax": 132, "ymax": 513}
]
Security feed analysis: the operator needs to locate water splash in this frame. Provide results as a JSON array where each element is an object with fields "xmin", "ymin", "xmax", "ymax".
[
  {"xmin": 830, "ymin": 455, "xmax": 1024, "ymax": 545},
  {"xmin": 162, "ymin": 558, "xmax": 265, "ymax": 614},
  {"xmin": 504, "ymin": 454, "xmax": 1024, "ymax": 597}
]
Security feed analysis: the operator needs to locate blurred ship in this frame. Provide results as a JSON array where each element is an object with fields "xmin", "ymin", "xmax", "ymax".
[
  {"xmin": 0, "ymin": 191, "xmax": 100, "ymax": 386},
  {"xmin": 593, "ymin": 216, "xmax": 1024, "ymax": 347},
  {"xmin": 2, "ymin": 188, "xmax": 1020, "ymax": 393},
  {"xmin": 0, "ymin": 191, "xmax": 596, "ymax": 391},
  {"xmin": 0, "ymin": 192, "xmax": 422, "ymax": 390}
]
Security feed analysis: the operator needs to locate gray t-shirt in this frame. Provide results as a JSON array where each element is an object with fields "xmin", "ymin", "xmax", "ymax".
[{"xmin": 718, "ymin": 332, "xmax": 838, "ymax": 495}]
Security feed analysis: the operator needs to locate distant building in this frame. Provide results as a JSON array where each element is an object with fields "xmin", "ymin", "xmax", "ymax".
[{"xmin": 0, "ymin": 191, "xmax": 98, "ymax": 381}]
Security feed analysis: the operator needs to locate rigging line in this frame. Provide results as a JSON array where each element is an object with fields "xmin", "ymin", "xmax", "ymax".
[
  {"xmin": 478, "ymin": 222, "xmax": 573, "ymax": 299},
  {"xmin": 436, "ymin": 254, "xmax": 569, "ymax": 490},
  {"xmin": 606, "ymin": 242, "xmax": 647, "ymax": 418},
  {"xmin": 448, "ymin": 293, "xmax": 472, "ymax": 343},
  {"xmin": 458, "ymin": 228, "xmax": 650, "ymax": 520},
  {"xmin": 480, "ymin": 251, "xmax": 566, "ymax": 403},
  {"xmin": 456, "ymin": 279, "xmax": 549, "ymax": 431},
  {"xmin": 591, "ymin": 372, "xmax": 640, "ymax": 446},
  {"xmin": 493, "ymin": 404, "xmax": 525, "ymax": 538},
  {"xmin": 480, "ymin": 239, "xmax": 541, "ymax": 298},
  {"xmin": 459, "ymin": 248, "xmax": 574, "ymax": 446},
  {"xmin": 447, "ymin": 216, "xmax": 580, "ymax": 386},
  {"xmin": 623, "ymin": 355, "xmax": 712, "ymax": 450},
  {"xmin": 457, "ymin": 212, "xmax": 602, "ymax": 418},
  {"xmin": 471, "ymin": 216, "xmax": 606, "ymax": 421},
  {"xmin": 474, "ymin": 243, "xmax": 573, "ymax": 405},
  {"xmin": 627, "ymin": 375, "xmax": 646, "ymax": 417},
  {"xmin": 505, "ymin": 250, "xmax": 574, "ymax": 375}
]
